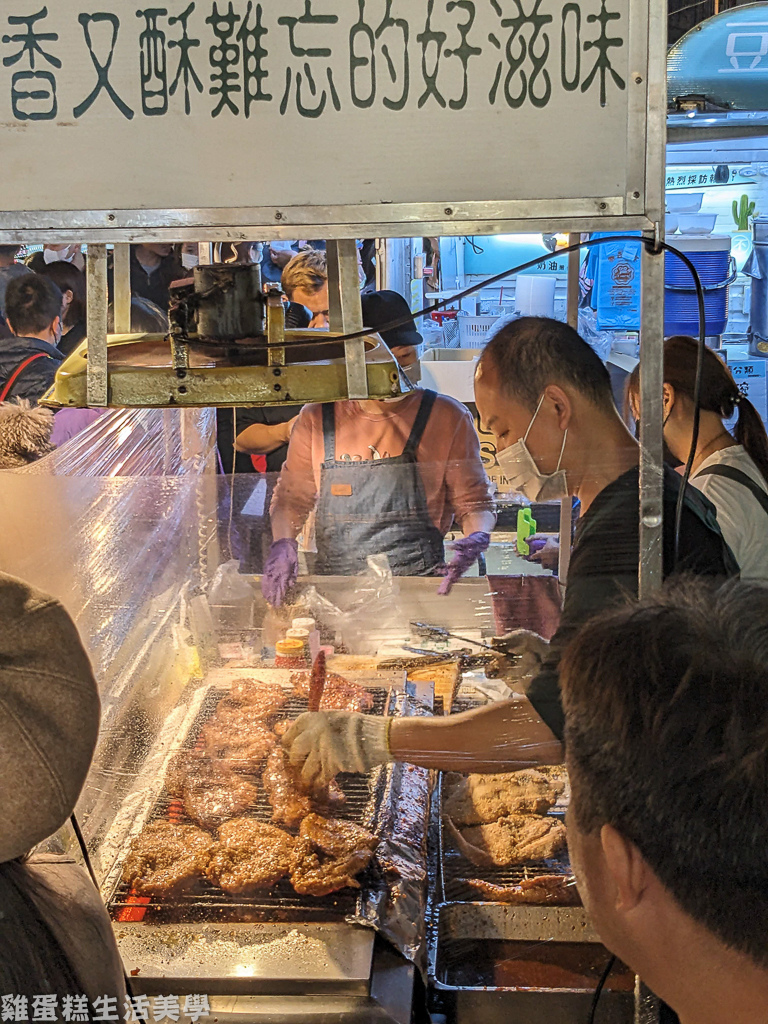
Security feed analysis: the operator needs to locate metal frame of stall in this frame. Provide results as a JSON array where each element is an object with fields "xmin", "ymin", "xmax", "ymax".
[
  {"xmin": 0, "ymin": 0, "xmax": 668, "ymax": 600},
  {"xmin": 0, "ymin": 2, "xmax": 666, "ymax": 1015}
]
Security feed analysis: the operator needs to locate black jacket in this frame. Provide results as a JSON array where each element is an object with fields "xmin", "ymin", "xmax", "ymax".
[
  {"xmin": 526, "ymin": 465, "xmax": 738, "ymax": 740},
  {"xmin": 108, "ymin": 248, "xmax": 184, "ymax": 312},
  {"xmin": 0, "ymin": 337, "xmax": 64, "ymax": 404}
]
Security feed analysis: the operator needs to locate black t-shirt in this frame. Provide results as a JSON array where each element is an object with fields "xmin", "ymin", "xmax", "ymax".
[
  {"xmin": 217, "ymin": 405, "xmax": 303, "ymax": 475},
  {"xmin": 526, "ymin": 465, "xmax": 738, "ymax": 739}
]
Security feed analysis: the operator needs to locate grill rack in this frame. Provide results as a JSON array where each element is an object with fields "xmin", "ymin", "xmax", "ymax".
[
  {"xmin": 437, "ymin": 771, "xmax": 573, "ymax": 905},
  {"xmin": 109, "ymin": 685, "xmax": 391, "ymax": 924}
]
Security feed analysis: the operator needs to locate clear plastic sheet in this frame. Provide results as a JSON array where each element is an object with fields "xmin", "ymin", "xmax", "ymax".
[
  {"xmin": 30, "ymin": 407, "xmax": 216, "ymax": 477},
  {"xmin": 0, "ymin": 407, "xmax": 218, "ymax": 688},
  {"xmin": 0, "ymin": 405, "xmax": 713, "ymax": 997}
]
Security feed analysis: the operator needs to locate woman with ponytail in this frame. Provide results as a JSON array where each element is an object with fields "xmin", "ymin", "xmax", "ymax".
[{"xmin": 627, "ymin": 335, "xmax": 768, "ymax": 579}]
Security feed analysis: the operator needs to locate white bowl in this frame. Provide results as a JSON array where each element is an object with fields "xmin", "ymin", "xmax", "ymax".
[
  {"xmin": 678, "ymin": 214, "xmax": 717, "ymax": 235},
  {"xmin": 666, "ymin": 214, "xmax": 679, "ymax": 234},
  {"xmin": 666, "ymin": 192, "xmax": 704, "ymax": 214}
]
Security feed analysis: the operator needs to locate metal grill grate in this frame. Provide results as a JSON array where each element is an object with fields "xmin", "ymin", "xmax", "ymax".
[
  {"xmin": 437, "ymin": 772, "xmax": 573, "ymax": 905},
  {"xmin": 109, "ymin": 684, "xmax": 391, "ymax": 924}
]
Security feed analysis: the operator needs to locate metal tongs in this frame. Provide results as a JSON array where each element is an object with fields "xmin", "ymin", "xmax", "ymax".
[
  {"xmin": 407, "ymin": 622, "xmax": 529, "ymax": 678},
  {"xmin": 410, "ymin": 622, "xmax": 497, "ymax": 653}
]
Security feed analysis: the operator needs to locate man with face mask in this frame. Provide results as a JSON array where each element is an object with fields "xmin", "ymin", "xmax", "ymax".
[
  {"xmin": 282, "ymin": 317, "xmax": 736, "ymax": 787},
  {"xmin": 25, "ymin": 244, "xmax": 85, "ymax": 274},
  {"xmin": 0, "ymin": 275, "xmax": 65, "ymax": 405}
]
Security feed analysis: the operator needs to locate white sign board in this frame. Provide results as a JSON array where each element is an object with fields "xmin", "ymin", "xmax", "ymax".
[
  {"xmin": 730, "ymin": 360, "xmax": 768, "ymax": 427},
  {"xmin": 0, "ymin": 0, "xmax": 663, "ymax": 237}
]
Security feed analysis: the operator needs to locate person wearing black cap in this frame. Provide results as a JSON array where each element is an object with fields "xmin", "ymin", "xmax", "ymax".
[
  {"xmin": 234, "ymin": 290, "xmax": 426, "ymax": 473},
  {"xmin": 0, "ymin": 572, "xmax": 125, "ymax": 1002},
  {"xmin": 361, "ymin": 290, "xmax": 422, "ymax": 379}
]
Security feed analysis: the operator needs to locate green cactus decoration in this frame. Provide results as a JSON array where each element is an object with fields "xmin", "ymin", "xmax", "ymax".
[{"xmin": 733, "ymin": 194, "xmax": 756, "ymax": 231}]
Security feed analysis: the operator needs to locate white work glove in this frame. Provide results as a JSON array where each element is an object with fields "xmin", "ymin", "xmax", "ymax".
[
  {"xmin": 283, "ymin": 711, "xmax": 393, "ymax": 788},
  {"xmin": 495, "ymin": 629, "xmax": 550, "ymax": 689}
]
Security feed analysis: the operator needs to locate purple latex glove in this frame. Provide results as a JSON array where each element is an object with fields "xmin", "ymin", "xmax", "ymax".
[
  {"xmin": 524, "ymin": 535, "xmax": 560, "ymax": 572},
  {"xmin": 261, "ymin": 538, "xmax": 299, "ymax": 607},
  {"xmin": 525, "ymin": 536, "xmax": 549, "ymax": 558},
  {"xmin": 437, "ymin": 531, "xmax": 491, "ymax": 596}
]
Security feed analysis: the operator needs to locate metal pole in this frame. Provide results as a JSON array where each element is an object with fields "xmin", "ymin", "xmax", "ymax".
[
  {"xmin": 327, "ymin": 239, "xmax": 368, "ymax": 400},
  {"xmin": 639, "ymin": 0, "xmax": 667, "ymax": 598},
  {"xmin": 558, "ymin": 235, "xmax": 581, "ymax": 584},
  {"xmin": 639, "ymin": 243, "xmax": 665, "ymax": 597},
  {"xmin": 113, "ymin": 244, "xmax": 131, "ymax": 334},
  {"xmin": 86, "ymin": 244, "xmax": 109, "ymax": 407}
]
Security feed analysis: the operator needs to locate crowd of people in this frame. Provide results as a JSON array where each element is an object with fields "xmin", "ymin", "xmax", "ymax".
[{"xmin": 0, "ymin": 242, "xmax": 179, "ymax": 466}]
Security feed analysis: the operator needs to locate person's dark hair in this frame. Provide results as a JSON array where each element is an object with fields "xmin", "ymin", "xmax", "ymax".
[
  {"xmin": 0, "ymin": 859, "xmax": 84, "ymax": 995},
  {"xmin": 5, "ymin": 275, "xmax": 62, "ymax": 337},
  {"xmin": 627, "ymin": 335, "xmax": 768, "ymax": 486},
  {"xmin": 480, "ymin": 316, "xmax": 614, "ymax": 411},
  {"xmin": 561, "ymin": 578, "xmax": 768, "ymax": 968},
  {"xmin": 0, "ymin": 245, "xmax": 22, "ymax": 260},
  {"xmin": 37, "ymin": 261, "xmax": 86, "ymax": 329}
]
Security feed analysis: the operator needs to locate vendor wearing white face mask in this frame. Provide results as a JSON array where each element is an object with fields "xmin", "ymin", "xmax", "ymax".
[{"xmin": 283, "ymin": 318, "xmax": 737, "ymax": 786}]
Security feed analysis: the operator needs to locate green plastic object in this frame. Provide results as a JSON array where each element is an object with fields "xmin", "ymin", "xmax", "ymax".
[
  {"xmin": 517, "ymin": 508, "xmax": 537, "ymax": 556},
  {"xmin": 733, "ymin": 194, "xmax": 756, "ymax": 231}
]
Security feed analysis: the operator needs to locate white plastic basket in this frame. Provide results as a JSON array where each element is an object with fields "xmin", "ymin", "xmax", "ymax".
[{"xmin": 457, "ymin": 315, "xmax": 498, "ymax": 349}]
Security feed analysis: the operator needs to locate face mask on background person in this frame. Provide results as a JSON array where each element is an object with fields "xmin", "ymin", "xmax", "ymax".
[
  {"xmin": 495, "ymin": 394, "xmax": 570, "ymax": 502},
  {"xmin": 181, "ymin": 252, "xmax": 199, "ymax": 271},
  {"xmin": 43, "ymin": 246, "xmax": 78, "ymax": 265}
]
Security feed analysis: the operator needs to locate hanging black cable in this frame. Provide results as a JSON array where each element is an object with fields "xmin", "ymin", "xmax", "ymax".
[
  {"xmin": 464, "ymin": 236, "xmax": 485, "ymax": 255},
  {"xmin": 587, "ymin": 954, "xmax": 618, "ymax": 1024},
  {"xmin": 70, "ymin": 812, "xmax": 134, "ymax": 997}
]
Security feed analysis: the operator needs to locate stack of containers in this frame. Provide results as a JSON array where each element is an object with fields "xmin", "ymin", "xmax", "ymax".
[{"xmin": 664, "ymin": 236, "xmax": 734, "ymax": 344}]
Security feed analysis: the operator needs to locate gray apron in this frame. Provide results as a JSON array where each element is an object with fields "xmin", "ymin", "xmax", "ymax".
[{"xmin": 314, "ymin": 391, "xmax": 446, "ymax": 576}]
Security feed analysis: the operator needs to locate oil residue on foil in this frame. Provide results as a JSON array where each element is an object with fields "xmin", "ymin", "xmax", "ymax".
[{"xmin": 438, "ymin": 939, "xmax": 635, "ymax": 991}]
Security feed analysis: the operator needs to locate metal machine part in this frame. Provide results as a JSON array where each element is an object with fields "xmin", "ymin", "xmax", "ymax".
[
  {"xmin": 42, "ymin": 243, "xmax": 399, "ymax": 410},
  {"xmin": 193, "ymin": 264, "xmax": 267, "ymax": 344}
]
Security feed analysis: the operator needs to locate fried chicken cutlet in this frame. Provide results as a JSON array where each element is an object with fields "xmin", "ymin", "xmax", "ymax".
[
  {"xmin": 166, "ymin": 750, "xmax": 258, "ymax": 831},
  {"xmin": 465, "ymin": 874, "xmax": 581, "ymax": 905},
  {"xmin": 449, "ymin": 814, "xmax": 567, "ymax": 867},
  {"xmin": 290, "ymin": 814, "xmax": 378, "ymax": 896},
  {"xmin": 122, "ymin": 821, "xmax": 214, "ymax": 896},
  {"xmin": 202, "ymin": 707, "xmax": 277, "ymax": 773},
  {"xmin": 290, "ymin": 670, "xmax": 374, "ymax": 714},
  {"xmin": 206, "ymin": 818, "xmax": 295, "ymax": 893},
  {"xmin": 228, "ymin": 680, "xmax": 289, "ymax": 717},
  {"xmin": 263, "ymin": 748, "xmax": 346, "ymax": 828},
  {"xmin": 444, "ymin": 769, "xmax": 565, "ymax": 826}
]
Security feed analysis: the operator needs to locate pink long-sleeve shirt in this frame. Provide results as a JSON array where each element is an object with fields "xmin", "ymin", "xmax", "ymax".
[{"xmin": 270, "ymin": 391, "xmax": 495, "ymax": 534}]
